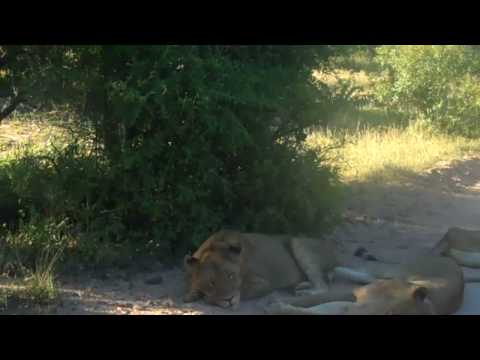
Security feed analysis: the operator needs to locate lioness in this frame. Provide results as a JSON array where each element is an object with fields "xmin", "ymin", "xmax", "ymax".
[
  {"xmin": 265, "ymin": 255, "xmax": 470, "ymax": 315},
  {"xmin": 265, "ymin": 278, "xmax": 437, "ymax": 315},
  {"xmin": 183, "ymin": 230, "xmax": 339, "ymax": 309},
  {"xmin": 266, "ymin": 227, "xmax": 480, "ymax": 315}
]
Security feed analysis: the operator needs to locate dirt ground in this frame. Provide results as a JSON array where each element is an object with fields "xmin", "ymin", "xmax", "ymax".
[{"xmin": 5, "ymin": 155, "xmax": 480, "ymax": 315}]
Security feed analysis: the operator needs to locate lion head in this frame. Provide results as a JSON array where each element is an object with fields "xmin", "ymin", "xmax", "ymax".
[
  {"xmin": 183, "ymin": 231, "xmax": 244, "ymax": 309},
  {"xmin": 354, "ymin": 279, "xmax": 436, "ymax": 315}
]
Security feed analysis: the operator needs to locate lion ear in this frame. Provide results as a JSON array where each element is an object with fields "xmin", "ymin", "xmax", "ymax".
[
  {"xmin": 212, "ymin": 231, "xmax": 243, "ymax": 256},
  {"xmin": 224, "ymin": 231, "xmax": 243, "ymax": 256},
  {"xmin": 184, "ymin": 254, "xmax": 199, "ymax": 269}
]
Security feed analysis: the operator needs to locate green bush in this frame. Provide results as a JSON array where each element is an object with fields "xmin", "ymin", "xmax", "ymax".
[
  {"xmin": 97, "ymin": 46, "xmax": 344, "ymax": 256},
  {"xmin": 372, "ymin": 45, "xmax": 480, "ymax": 137},
  {"xmin": 0, "ymin": 213, "xmax": 71, "ymax": 274},
  {"xmin": 0, "ymin": 139, "xmax": 134, "ymax": 263},
  {"xmin": 3, "ymin": 140, "xmax": 102, "ymax": 220}
]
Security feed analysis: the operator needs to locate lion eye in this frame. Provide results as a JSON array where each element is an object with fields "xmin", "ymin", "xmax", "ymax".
[
  {"xmin": 209, "ymin": 280, "xmax": 215, "ymax": 287},
  {"xmin": 228, "ymin": 273, "xmax": 234, "ymax": 279}
]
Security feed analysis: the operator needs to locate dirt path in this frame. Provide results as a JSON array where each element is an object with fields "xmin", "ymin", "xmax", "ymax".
[{"xmin": 9, "ymin": 155, "xmax": 480, "ymax": 315}]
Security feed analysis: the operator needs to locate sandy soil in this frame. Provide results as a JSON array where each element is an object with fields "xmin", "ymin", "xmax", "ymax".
[{"xmin": 5, "ymin": 155, "xmax": 480, "ymax": 315}]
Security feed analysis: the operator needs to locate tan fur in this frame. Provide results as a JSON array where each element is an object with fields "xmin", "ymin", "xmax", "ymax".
[
  {"xmin": 186, "ymin": 227, "xmax": 480, "ymax": 312},
  {"xmin": 265, "ymin": 279, "xmax": 436, "ymax": 315},
  {"xmin": 431, "ymin": 227, "xmax": 480, "ymax": 267},
  {"xmin": 266, "ymin": 255, "xmax": 465, "ymax": 315},
  {"xmin": 183, "ymin": 230, "xmax": 339, "ymax": 309}
]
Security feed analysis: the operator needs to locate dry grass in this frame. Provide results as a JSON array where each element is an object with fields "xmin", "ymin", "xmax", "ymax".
[
  {"xmin": 310, "ymin": 62, "xmax": 480, "ymax": 186},
  {"xmin": 313, "ymin": 68, "xmax": 375, "ymax": 97},
  {"xmin": 314, "ymin": 69, "xmax": 372, "ymax": 88},
  {"xmin": 310, "ymin": 54, "xmax": 480, "ymax": 187},
  {"xmin": 0, "ymin": 246, "xmax": 63, "ymax": 312},
  {"xmin": 0, "ymin": 116, "xmax": 70, "ymax": 159},
  {"xmin": 307, "ymin": 123, "xmax": 480, "ymax": 185},
  {"xmin": 25, "ymin": 245, "xmax": 63, "ymax": 303}
]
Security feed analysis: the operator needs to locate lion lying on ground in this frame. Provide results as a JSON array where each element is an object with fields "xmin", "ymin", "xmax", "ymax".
[
  {"xmin": 265, "ymin": 227, "xmax": 480, "ymax": 315},
  {"xmin": 184, "ymin": 227, "xmax": 480, "ymax": 313},
  {"xmin": 431, "ymin": 227, "xmax": 480, "ymax": 268},
  {"xmin": 183, "ymin": 230, "xmax": 340, "ymax": 309},
  {"xmin": 265, "ymin": 255, "xmax": 469, "ymax": 315}
]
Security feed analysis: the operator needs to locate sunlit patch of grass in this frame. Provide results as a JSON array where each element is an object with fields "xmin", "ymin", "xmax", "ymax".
[
  {"xmin": 310, "ymin": 60, "xmax": 480, "ymax": 186},
  {"xmin": 314, "ymin": 68, "xmax": 372, "ymax": 87},
  {"xmin": 0, "ymin": 246, "xmax": 63, "ymax": 312},
  {"xmin": 307, "ymin": 122, "xmax": 480, "ymax": 185},
  {"xmin": 313, "ymin": 68, "xmax": 376, "ymax": 97},
  {"xmin": 0, "ymin": 116, "xmax": 70, "ymax": 159}
]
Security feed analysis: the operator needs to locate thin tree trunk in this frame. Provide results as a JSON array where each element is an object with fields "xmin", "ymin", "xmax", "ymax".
[{"xmin": 0, "ymin": 93, "xmax": 23, "ymax": 123}]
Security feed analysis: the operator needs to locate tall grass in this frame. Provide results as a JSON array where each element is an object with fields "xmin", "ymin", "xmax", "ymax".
[
  {"xmin": 307, "ymin": 122, "xmax": 480, "ymax": 185},
  {"xmin": 311, "ymin": 52, "xmax": 480, "ymax": 186},
  {"xmin": 0, "ymin": 215, "xmax": 69, "ymax": 310},
  {"xmin": 22, "ymin": 245, "xmax": 64, "ymax": 304}
]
